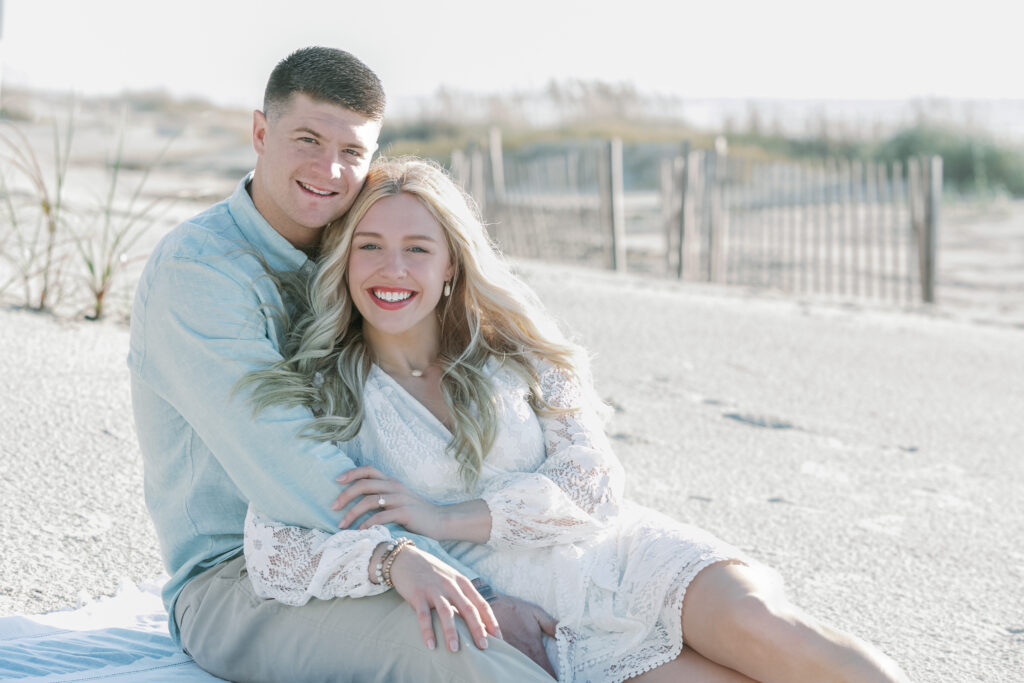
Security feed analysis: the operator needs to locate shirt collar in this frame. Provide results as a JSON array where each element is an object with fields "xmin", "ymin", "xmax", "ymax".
[{"xmin": 228, "ymin": 172, "xmax": 312, "ymax": 273}]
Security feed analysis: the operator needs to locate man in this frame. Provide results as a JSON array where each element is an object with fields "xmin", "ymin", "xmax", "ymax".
[{"xmin": 130, "ymin": 46, "xmax": 554, "ymax": 682}]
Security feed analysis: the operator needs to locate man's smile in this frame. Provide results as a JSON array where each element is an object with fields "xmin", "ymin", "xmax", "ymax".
[{"xmin": 298, "ymin": 181, "xmax": 337, "ymax": 197}]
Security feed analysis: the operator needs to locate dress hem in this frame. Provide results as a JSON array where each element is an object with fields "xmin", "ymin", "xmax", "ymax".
[{"xmin": 570, "ymin": 552, "xmax": 747, "ymax": 683}]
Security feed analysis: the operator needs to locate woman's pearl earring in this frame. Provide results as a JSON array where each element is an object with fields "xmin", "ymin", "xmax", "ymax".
[{"xmin": 443, "ymin": 281, "xmax": 451, "ymax": 297}]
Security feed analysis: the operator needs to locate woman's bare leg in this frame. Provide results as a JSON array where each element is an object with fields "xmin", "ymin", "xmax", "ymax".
[
  {"xmin": 679, "ymin": 561, "xmax": 908, "ymax": 683},
  {"xmin": 627, "ymin": 647, "xmax": 756, "ymax": 682}
]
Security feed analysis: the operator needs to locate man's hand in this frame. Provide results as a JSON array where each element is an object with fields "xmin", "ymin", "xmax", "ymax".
[
  {"xmin": 387, "ymin": 546, "xmax": 500, "ymax": 653},
  {"xmin": 491, "ymin": 593, "xmax": 558, "ymax": 678}
]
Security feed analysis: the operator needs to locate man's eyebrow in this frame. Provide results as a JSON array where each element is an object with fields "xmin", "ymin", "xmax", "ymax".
[{"xmin": 292, "ymin": 127, "xmax": 369, "ymax": 151}]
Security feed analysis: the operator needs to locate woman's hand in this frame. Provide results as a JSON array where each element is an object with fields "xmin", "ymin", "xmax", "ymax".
[
  {"xmin": 333, "ymin": 466, "xmax": 491, "ymax": 543},
  {"xmin": 387, "ymin": 545, "xmax": 501, "ymax": 653},
  {"xmin": 333, "ymin": 465, "xmax": 446, "ymax": 536}
]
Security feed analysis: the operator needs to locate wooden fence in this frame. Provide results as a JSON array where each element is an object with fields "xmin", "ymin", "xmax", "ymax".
[{"xmin": 453, "ymin": 131, "xmax": 942, "ymax": 304}]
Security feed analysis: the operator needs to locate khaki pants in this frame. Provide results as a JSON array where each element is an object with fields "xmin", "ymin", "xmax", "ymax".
[{"xmin": 175, "ymin": 555, "xmax": 553, "ymax": 683}]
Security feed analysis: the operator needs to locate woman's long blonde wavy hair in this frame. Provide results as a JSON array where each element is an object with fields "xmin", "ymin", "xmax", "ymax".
[{"xmin": 243, "ymin": 156, "xmax": 592, "ymax": 487}]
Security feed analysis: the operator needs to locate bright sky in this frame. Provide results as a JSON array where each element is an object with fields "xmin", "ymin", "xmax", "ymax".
[{"xmin": 1, "ymin": 0, "xmax": 1020, "ymax": 113}]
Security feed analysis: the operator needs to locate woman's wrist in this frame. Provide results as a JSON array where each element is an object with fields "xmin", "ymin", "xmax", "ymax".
[
  {"xmin": 368, "ymin": 538, "xmax": 414, "ymax": 585},
  {"xmin": 439, "ymin": 499, "xmax": 492, "ymax": 544}
]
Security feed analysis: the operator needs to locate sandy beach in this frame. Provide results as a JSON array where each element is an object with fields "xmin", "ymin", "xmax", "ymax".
[
  {"xmin": 2, "ymin": 98, "xmax": 1023, "ymax": 680},
  {"xmin": 1, "ymin": 258, "xmax": 1022, "ymax": 682}
]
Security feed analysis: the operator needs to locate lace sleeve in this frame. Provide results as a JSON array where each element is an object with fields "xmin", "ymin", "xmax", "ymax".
[
  {"xmin": 243, "ymin": 503, "xmax": 392, "ymax": 605},
  {"xmin": 480, "ymin": 363, "xmax": 625, "ymax": 550}
]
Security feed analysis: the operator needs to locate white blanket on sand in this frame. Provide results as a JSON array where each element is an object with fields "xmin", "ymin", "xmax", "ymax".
[{"xmin": 0, "ymin": 577, "xmax": 222, "ymax": 681}]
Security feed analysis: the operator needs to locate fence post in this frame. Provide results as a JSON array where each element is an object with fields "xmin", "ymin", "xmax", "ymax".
[
  {"xmin": 606, "ymin": 138, "xmax": 626, "ymax": 272},
  {"xmin": 488, "ymin": 126, "xmax": 505, "ymax": 202},
  {"xmin": 660, "ymin": 157, "xmax": 674, "ymax": 275},
  {"xmin": 851, "ymin": 160, "xmax": 863, "ymax": 298},
  {"xmin": 714, "ymin": 137, "xmax": 730, "ymax": 283},
  {"xmin": 702, "ymin": 147, "xmax": 717, "ymax": 281},
  {"xmin": 469, "ymin": 142, "xmax": 486, "ymax": 215},
  {"xmin": 865, "ymin": 161, "xmax": 878, "ymax": 299},
  {"xmin": 451, "ymin": 148, "xmax": 468, "ymax": 188},
  {"xmin": 908, "ymin": 162, "xmax": 919, "ymax": 301},
  {"xmin": 676, "ymin": 140, "xmax": 691, "ymax": 280},
  {"xmin": 921, "ymin": 155, "xmax": 942, "ymax": 303},
  {"xmin": 794, "ymin": 162, "xmax": 806, "ymax": 293}
]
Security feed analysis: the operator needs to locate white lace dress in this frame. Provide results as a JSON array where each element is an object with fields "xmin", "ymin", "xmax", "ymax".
[{"xmin": 244, "ymin": 361, "xmax": 744, "ymax": 682}]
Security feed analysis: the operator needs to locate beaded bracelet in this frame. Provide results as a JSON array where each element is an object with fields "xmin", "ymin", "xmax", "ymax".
[
  {"xmin": 374, "ymin": 538, "xmax": 405, "ymax": 586},
  {"xmin": 381, "ymin": 537, "xmax": 415, "ymax": 588},
  {"xmin": 373, "ymin": 539, "xmax": 398, "ymax": 586}
]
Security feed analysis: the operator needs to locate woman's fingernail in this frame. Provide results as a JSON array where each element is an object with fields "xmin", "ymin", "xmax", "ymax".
[
  {"xmin": 427, "ymin": 638, "xmax": 435, "ymax": 650},
  {"xmin": 449, "ymin": 638, "xmax": 459, "ymax": 652},
  {"xmin": 476, "ymin": 637, "xmax": 488, "ymax": 649}
]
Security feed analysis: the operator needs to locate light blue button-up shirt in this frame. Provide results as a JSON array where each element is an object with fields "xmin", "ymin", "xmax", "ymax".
[{"xmin": 129, "ymin": 174, "xmax": 476, "ymax": 645}]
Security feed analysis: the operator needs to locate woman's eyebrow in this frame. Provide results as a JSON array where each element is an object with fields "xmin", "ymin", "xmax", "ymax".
[
  {"xmin": 353, "ymin": 231, "xmax": 440, "ymax": 242},
  {"xmin": 354, "ymin": 233, "xmax": 442, "ymax": 246}
]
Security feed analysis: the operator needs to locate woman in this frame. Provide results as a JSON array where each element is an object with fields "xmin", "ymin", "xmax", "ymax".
[{"xmin": 241, "ymin": 157, "xmax": 907, "ymax": 682}]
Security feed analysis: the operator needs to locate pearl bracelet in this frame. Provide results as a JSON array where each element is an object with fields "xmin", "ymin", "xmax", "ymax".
[
  {"xmin": 374, "ymin": 540, "xmax": 397, "ymax": 586},
  {"xmin": 378, "ymin": 537, "xmax": 414, "ymax": 588}
]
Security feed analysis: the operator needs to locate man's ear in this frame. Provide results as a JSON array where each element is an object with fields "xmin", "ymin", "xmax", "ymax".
[{"xmin": 252, "ymin": 110, "xmax": 269, "ymax": 155}]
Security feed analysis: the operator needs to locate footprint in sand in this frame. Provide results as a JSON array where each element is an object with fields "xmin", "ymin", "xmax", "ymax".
[
  {"xmin": 603, "ymin": 397, "xmax": 625, "ymax": 413},
  {"xmin": 723, "ymin": 413, "xmax": 796, "ymax": 430},
  {"xmin": 63, "ymin": 511, "xmax": 114, "ymax": 540},
  {"xmin": 800, "ymin": 461, "xmax": 850, "ymax": 484},
  {"xmin": 910, "ymin": 488, "xmax": 982, "ymax": 513},
  {"xmin": 856, "ymin": 515, "xmax": 904, "ymax": 537}
]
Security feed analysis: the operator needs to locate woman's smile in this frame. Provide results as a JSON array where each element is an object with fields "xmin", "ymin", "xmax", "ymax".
[{"xmin": 369, "ymin": 287, "xmax": 418, "ymax": 309}]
